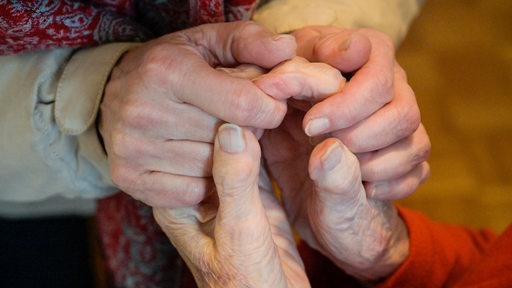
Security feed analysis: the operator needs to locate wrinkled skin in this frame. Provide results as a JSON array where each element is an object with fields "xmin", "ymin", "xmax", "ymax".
[
  {"xmin": 99, "ymin": 22, "xmax": 297, "ymax": 207},
  {"xmin": 285, "ymin": 26, "xmax": 431, "ymax": 199},
  {"xmin": 100, "ymin": 21, "xmax": 430, "ymax": 210},
  {"xmin": 154, "ymin": 124, "xmax": 309, "ymax": 288},
  {"xmin": 149, "ymin": 26, "xmax": 425, "ymax": 285},
  {"xmin": 154, "ymin": 124, "xmax": 409, "ymax": 286}
]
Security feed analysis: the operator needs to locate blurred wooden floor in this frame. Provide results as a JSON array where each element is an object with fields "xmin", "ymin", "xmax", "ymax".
[{"xmin": 395, "ymin": 0, "xmax": 512, "ymax": 232}]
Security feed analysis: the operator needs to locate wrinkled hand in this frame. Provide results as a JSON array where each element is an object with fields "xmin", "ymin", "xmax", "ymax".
[
  {"xmin": 154, "ymin": 124, "xmax": 410, "ymax": 286},
  {"xmin": 153, "ymin": 124, "xmax": 309, "ymax": 288},
  {"xmin": 99, "ymin": 21, "xmax": 297, "ymax": 207},
  {"xmin": 304, "ymin": 138, "xmax": 409, "ymax": 281},
  {"xmin": 288, "ymin": 26, "xmax": 431, "ymax": 199}
]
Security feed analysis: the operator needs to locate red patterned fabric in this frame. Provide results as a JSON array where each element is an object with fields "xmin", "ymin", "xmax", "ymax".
[
  {"xmin": 0, "ymin": 0, "xmax": 259, "ymax": 54},
  {"xmin": 2, "ymin": 1, "xmax": 257, "ymax": 287},
  {"xmin": 97, "ymin": 193, "xmax": 189, "ymax": 287}
]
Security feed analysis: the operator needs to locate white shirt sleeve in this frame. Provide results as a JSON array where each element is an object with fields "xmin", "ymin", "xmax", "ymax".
[
  {"xmin": 0, "ymin": 43, "xmax": 138, "ymax": 203},
  {"xmin": 254, "ymin": 0, "xmax": 425, "ymax": 45}
]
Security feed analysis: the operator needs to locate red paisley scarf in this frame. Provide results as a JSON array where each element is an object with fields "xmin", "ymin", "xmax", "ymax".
[
  {"xmin": 1, "ymin": 0, "xmax": 258, "ymax": 54},
  {"xmin": 1, "ymin": 1, "xmax": 258, "ymax": 287}
]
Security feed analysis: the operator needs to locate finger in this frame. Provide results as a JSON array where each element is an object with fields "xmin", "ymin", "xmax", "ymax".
[
  {"xmin": 364, "ymin": 161, "xmax": 431, "ymax": 200},
  {"xmin": 357, "ymin": 124, "xmax": 431, "ymax": 181},
  {"xmin": 102, "ymin": 81, "xmax": 221, "ymax": 142},
  {"xmin": 170, "ymin": 59, "xmax": 288, "ymax": 129},
  {"xmin": 307, "ymin": 138, "xmax": 408, "ymax": 279},
  {"xmin": 227, "ymin": 21, "xmax": 297, "ymax": 68},
  {"xmin": 213, "ymin": 124, "xmax": 264, "ymax": 239},
  {"xmin": 254, "ymin": 56, "xmax": 345, "ymax": 101},
  {"xmin": 292, "ymin": 27, "xmax": 371, "ymax": 72},
  {"xmin": 175, "ymin": 21, "xmax": 296, "ymax": 128},
  {"xmin": 213, "ymin": 124, "xmax": 281, "ymax": 269},
  {"xmin": 216, "ymin": 64, "xmax": 266, "ymax": 80},
  {"xmin": 160, "ymin": 21, "xmax": 296, "ymax": 69},
  {"xmin": 132, "ymin": 23, "xmax": 295, "ymax": 129},
  {"xmin": 302, "ymin": 30, "xmax": 396, "ymax": 136},
  {"xmin": 105, "ymin": 96, "xmax": 218, "ymax": 161},
  {"xmin": 308, "ymin": 138, "xmax": 366, "ymax": 211},
  {"xmin": 329, "ymin": 65, "xmax": 420, "ymax": 153},
  {"xmin": 111, "ymin": 137, "xmax": 214, "ymax": 177},
  {"xmin": 153, "ymin": 193, "xmax": 218, "ymax": 266},
  {"xmin": 110, "ymin": 167, "xmax": 214, "ymax": 208}
]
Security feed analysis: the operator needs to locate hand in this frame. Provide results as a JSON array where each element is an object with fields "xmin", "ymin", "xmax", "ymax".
[
  {"xmin": 303, "ymin": 137, "xmax": 409, "ymax": 281},
  {"xmin": 99, "ymin": 21, "xmax": 296, "ymax": 207},
  {"xmin": 153, "ymin": 124, "xmax": 309, "ymax": 288},
  {"xmin": 290, "ymin": 26, "xmax": 431, "ymax": 199}
]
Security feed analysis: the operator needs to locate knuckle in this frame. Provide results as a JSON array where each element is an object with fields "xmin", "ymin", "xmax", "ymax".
[
  {"xmin": 123, "ymin": 99, "xmax": 164, "ymax": 129},
  {"xmin": 371, "ymin": 75, "xmax": 394, "ymax": 105},
  {"xmin": 138, "ymin": 44, "xmax": 180, "ymax": 89},
  {"xmin": 232, "ymin": 90, "xmax": 283, "ymax": 128},
  {"xmin": 109, "ymin": 166, "xmax": 136, "ymax": 191},
  {"xmin": 118, "ymin": 98, "xmax": 143, "ymax": 124},
  {"xmin": 412, "ymin": 140, "xmax": 431, "ymax": 166},
  {"xmin": 216, "ymin": 162, "xmax": 256, "ymax": 194},
  {"xmin": 109, "ymin": 131, "xmax": 136, "ymax": 158},
  {"xmin": 313, "ymin": 63, "xmax": 345, "ymax": 93},
  {"xmin": 173, "ymin": 180, "xmax": 210, "ymax": 207},
  {"xmin": 238, "ymin": 20, "xmax": 263, "ymax": 36},
  {"xmin": 392, "ymin": 103, "xmax": 421, "ymax": 140},
  {"xmin": 231, "ymin": 93, "xmax": 258, "ymax": 124},
  {"xmin": 361, "ymin": 28, "xmax": 395, "ymax": 51},
  {"xmin": 397, "ymin": 178, "xmax": 421, "ymax": 198}
]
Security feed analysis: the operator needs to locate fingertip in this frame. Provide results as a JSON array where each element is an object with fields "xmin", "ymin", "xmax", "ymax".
[
  {"xmin": 320, "ymin": 140, "xmax": 343, "ymax": 174},
  {"xmin": 309, "ymin": 138, "xmax": 344, "ymax": 179},
  {"xmin": 337, "ymin": 33, "xmax": 372, "ymax": 72},
  {"xmin": 217, "ymin": 123, "xmax": 246, "ymax": 153},
  {"xmin": 234, "ymin": 22, "xmax": 297, "ymax": 68},
  {"xmin": 316, "ymin": 32, "xmax": 371, "ymax": 73},
  {"xmin": 213, "ymin": 124, "xmax": 261, "ymax": 197},
  {"xmin": 304, "ymin": 117, "xmax": 330, "ymax": 137}
]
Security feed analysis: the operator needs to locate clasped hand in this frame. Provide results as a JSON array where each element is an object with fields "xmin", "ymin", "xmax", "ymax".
[
  {"xmin": 99, "ymin": 21, "xmax": 430, "ymax": 208},
  {"xmin": 153, "ymin": 53, "xmax": 409, "ymax": 286},
  {"xmin": 154, "ymin": 122, "xmax": 409, "ymax": 286},
  {"xmin": 98, "ymin": 21, "xmax": 430, "ymax": 285}
]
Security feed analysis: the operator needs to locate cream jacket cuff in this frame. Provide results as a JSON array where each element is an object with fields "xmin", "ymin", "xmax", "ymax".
[
  {"xmin": 0, "ymin": 42, "xmax": 138, "ymax": 202},
  {"xmin": 254, "ymin": 0, "xmax": 424, "ymax": 46}
]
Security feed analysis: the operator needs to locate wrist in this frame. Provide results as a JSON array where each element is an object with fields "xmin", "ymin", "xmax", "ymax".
[
  {"xmin": 351, "ymin": 201, "xmax": 409, "ymax": 282},
  {"xmin": 321, "ymin": 201, "xmax": 409, "ymax": 283}
]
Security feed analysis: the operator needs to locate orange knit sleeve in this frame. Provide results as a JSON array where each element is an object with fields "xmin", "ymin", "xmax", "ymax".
[
  {"xmin": 298, "ymin": 205, "xmax": 503, "ymax": 287},
  {"xmin": 378, "ymin": 206, "xmax": 498, "ymax": 287}
]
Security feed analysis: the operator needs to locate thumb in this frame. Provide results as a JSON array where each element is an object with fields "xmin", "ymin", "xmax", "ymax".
[
  {"xmin": 308, "ymin": 138, "xmax": 366, "ymax": 212},
  {"xmin": 213, "ymin": 124, "xmax": 273, "ymax": 255},
  {"xmin": 254, "ymin": 56, "xmax": 345, "ymax": 102},
  {"xmin": 293, "ymin": 27, "xmax": 371, "ymax": 73}
]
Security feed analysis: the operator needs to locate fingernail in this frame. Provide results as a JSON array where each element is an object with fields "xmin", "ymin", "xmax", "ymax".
[
  {"xmin": 272, "ymin": 34, "xmax": 295, "ymax": 42},
  {"xmin": 321, "ymin": 142, "xmax": 342, "ymax": 171},
  {"xmin": 368, "ymin": 183, "xmax": 387, "ymax": 198},
  {"xmin": 305, "ymin": 118, "xmax": 330, "ymax": 136},
  {"xmin": 218, "ymin": 123, "xmax": 245, "ymax": 153},
  {"xmin": 339, "ymin": 36, "xmax": 352, "ymax": 51}
]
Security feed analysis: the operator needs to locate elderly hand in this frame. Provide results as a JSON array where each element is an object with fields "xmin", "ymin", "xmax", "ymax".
[
  {"xmin": 289, "ymin": 26, "xmax": 431, "ymax": 199},
  {"xmin": 153, "ymin": 124, "xmax": 309, "ymax": 288},
  {"xmin": 302, "ymin": 137, "xmax": 409, "ymax": 281},
  {"xmin": 154, "ymin": 124, "xmax": 409, "ymax": 286},
  {"xmin": 99, "ymin": 21, "xmax": 297, "ymax": 207}
]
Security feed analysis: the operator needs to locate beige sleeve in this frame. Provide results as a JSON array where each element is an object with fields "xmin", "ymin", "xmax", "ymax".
[
  {"xmin": 0, "ymin": 42, "xmax": 139, "ymax": 202},
  {"xmin": 254, "ymin": 0, "xmax": 425, "ymax": 45}
]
